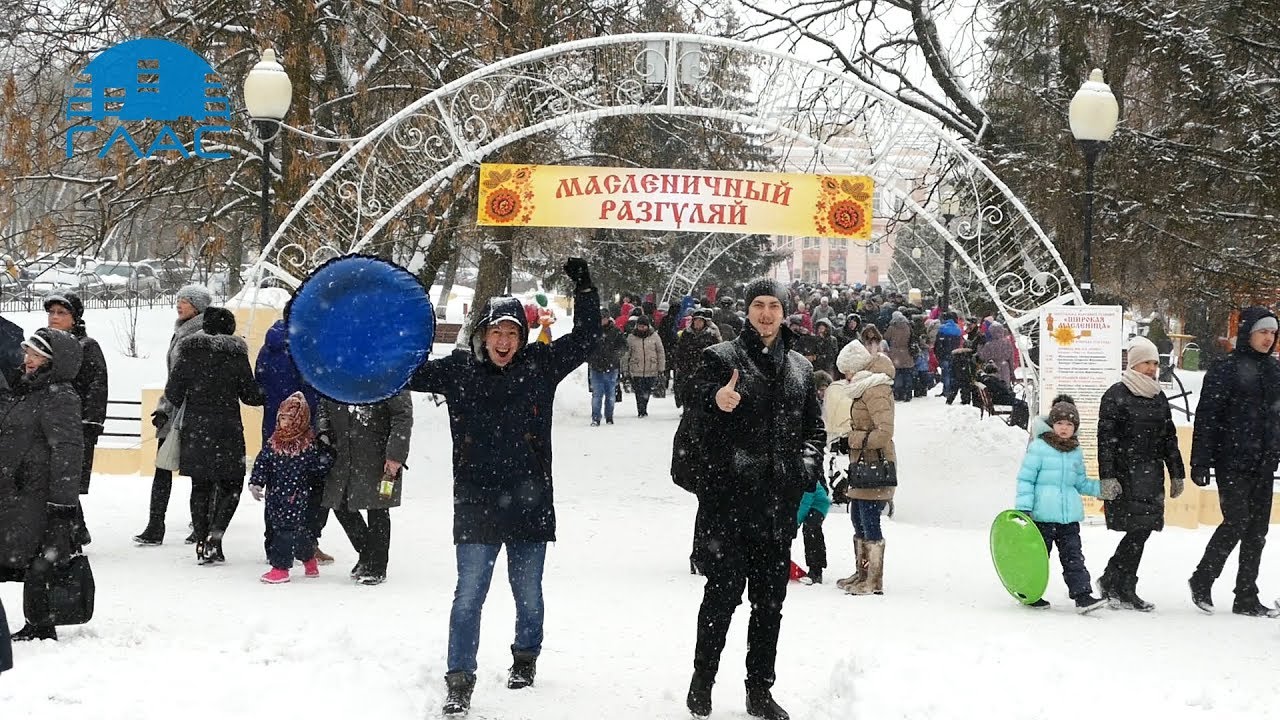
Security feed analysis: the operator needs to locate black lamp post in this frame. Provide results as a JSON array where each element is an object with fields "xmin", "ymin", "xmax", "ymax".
[
  {"xmin": 939, "ymin": 193, "xmax": 960, "ymax": 316},
  {"xmin": 1069, "ymin": 69, "xmax": 1119, "ymax": 304},
  {"xmin": 243, "ymin": 49, "xmax": 293, "ymax": 252}
]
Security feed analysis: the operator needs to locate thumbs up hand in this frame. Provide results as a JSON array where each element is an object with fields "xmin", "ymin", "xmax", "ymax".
[{"xmin": 715, "ymin": 369, "xmax": 742, "ymax": 412}]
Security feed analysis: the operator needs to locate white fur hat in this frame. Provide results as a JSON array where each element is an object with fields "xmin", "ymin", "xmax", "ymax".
[{"xmin": 836, "ymin": 340, "xmax": 872, "ymax": 375}]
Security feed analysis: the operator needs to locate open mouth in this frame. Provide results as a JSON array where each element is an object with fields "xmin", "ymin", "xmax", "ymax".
[{"xmin": 494, "ymin": 348, "xmax": 513, "ymax": 361}]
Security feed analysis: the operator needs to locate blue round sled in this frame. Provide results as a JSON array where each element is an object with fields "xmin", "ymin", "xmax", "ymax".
[{"xmin": 288, "ymin": 255, "xmax": 434, "ymax": 404}]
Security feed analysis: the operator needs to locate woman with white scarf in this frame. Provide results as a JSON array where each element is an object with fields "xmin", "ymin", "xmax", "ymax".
[
  {"xmin": 824, "ymin": 340, "xmax": 896, "ymax": 596},
  {"xmin": 1096, "ymin": 336, "xmax": 1185, "ymax": 611}
]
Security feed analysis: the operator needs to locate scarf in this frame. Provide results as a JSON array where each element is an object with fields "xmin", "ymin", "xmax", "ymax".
[
  {"xmin": 1121, "ymin": 369, "xmax": 1161, "ymax": 399},
  {"xmin": 1040, "ymin": 431, "xmax": 1079, "ymax": 453},
  {"xmin": 269, "ymin": 391, "xmax": 315, "ymax": 456},
  {"xmin": 846, "ymin": 370, "xmax": 894, "ymax": 400}
]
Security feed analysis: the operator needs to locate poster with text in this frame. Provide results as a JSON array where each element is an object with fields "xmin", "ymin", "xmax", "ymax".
[{"xmin": 1038, "ymin": 306, "xmax": 1124, "ymax": 512}]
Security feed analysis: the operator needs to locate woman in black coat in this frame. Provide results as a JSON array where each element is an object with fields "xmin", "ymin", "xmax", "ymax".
[
  {"xmin": 44, "ymin": 292, "xmax": 108, "ymax": 547},
  {"xmin": 165, "ymin": 307, "xmax": 265, "ymax": 564},
  {"xmin": 1097, "ymin": 336, "xmax": 1185, "ymax": 611},
  {"xmin": 0, "ymin": 328, "xmax": 84, "ymax": 641}
]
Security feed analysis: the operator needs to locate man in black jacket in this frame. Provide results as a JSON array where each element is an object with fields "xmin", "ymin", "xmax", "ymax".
[
  {"xmin": 682, "ymin": 278, "xmax": 823, "ymax": 720},
  {"xmin": 410, "ymin": 259, "xmax": 600, "ymax": 717},
  {"xmin": 1189, "ymin": 306, "xmax": 1280, "ymax": 617},
  {"xmin": 0, "ymin": 312, "xmax": 21, "ymax": 389},
  {"xmin": 587, "ymin": 311, "xmax": 626, "ymax": 425}
]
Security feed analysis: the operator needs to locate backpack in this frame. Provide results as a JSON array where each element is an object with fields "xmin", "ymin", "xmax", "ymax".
[{"xmin": 671, "ymin": 408, "xmax": 706, "ymax": 493}]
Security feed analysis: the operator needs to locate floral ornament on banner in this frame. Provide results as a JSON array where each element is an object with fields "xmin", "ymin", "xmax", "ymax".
[
  {"xmin": 480, "ymin": 165, "xmax": 537, "ymax": 224},
  {"xmin": 812, "ymin": 176, "xmax": 874, "ymax": 238}
]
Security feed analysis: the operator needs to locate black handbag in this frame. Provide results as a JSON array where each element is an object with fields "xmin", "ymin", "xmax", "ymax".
[
  {"xmin": 48, "ymin": 555, "xmax": 95, "ymax": 626},
  {"xmin": 847, "ymin": 432, "xmax": 897, "ymax": 490}
]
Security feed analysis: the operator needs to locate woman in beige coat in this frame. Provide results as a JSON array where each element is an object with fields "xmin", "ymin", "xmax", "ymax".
[{"xmin": 823, "ymin": 340, "xmax": 896, "ymax": 595}]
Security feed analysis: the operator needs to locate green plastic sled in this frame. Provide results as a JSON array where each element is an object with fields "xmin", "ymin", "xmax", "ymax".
[{"xmin": 990, "ymin": 509, "xmax": 1050, "ymax": 605}]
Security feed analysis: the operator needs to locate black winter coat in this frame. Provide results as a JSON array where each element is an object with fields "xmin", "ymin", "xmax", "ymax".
[
  {"xmin": 1098, "ymin": 382, "xmax": 1185, "ymax": 532},
  {"xmin": 587, "ymin": 324, "xmax": 626, "ymax": 372},
  {"xmin": 1190, "ymin": 306, "xmax": 1280, "ymax": 481},
  {"xmin": 0, "ymin": 330, "xmax": 83, "ymax": 571},
  {"xmin": 409, "ymin": 289, "xmax": 601, "ymax": 544},
  {"xmin": 69, "ymin": 322, "xmax": 108, "ymax": 437},
  {"xmin": 165, "ymin": 333, "xmax": 265, "ymax": 480},
  {"xmin": 683, "ymin": 324, "xmax": 824, "ymax": 570},
  {"xmin": 0, "ymin": 315, "xmax": 20, "ymax": 389},
  {"xmin": 0, "ymin": 597, "xmax": 10, "ymax": 674}
]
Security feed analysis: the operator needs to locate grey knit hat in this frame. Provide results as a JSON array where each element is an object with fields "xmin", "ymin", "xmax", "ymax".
[
  {"xmin": 743, "ymin": 278, "xmax": 788, "ymax": 308},
  {"xmin": 175, "ymin": 284, "xmax": 213, "ymax": 313}
]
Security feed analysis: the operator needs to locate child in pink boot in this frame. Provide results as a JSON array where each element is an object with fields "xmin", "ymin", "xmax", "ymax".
[{"xmin": 249, "ymin": 392, "xmax": 335, "ymax": 584}]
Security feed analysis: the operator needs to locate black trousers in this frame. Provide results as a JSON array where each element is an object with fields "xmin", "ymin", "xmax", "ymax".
[
  {"xmin": 693, "ymin": 531, "xmax": 790, "ymax": 689},
  {"xmin": 266, "ymin": 484, "xmax": 329, "ymax": 555},
  {"xmin": 1103, "ymin": 529, "xmax": 1152, "ymax": 587},
  {"xmin": 333, "ymin": 507, "xmax": 391, "ymax": 575},
  {"xmin": 632, "ymin": 376, "xmax": 656, "ymax": 414},
  {"xmin": 191, "ymin": 475, "xmax": 243, "ymax": 541},
  {"xmin": 1035, "ymin": 521, "xmax": 1091, "ymax": 598},
  {"xmin": 801, "ymin": 509, "xmax": 826, "ymax": 571},
  {"xmin": 1192, "ymin": 474, "xmax": 1273, "ymax": 602}
]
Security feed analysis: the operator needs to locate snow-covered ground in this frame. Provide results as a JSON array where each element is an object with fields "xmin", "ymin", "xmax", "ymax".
[{"xmin": 3, "ymin": 306, "xmax": 1278, "ymax": 720}]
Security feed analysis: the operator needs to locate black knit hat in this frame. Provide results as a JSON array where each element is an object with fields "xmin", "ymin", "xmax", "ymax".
[
  {"xmin": 43, "ymin": 292, "xmax": 84, "ymax": 322},
  {"xmin": 743, "ymin": 278, "xmax": 788, "ymax": 307},
  {"xmin": 202, "ymin": 306, "xmax": 237, "ymax": 336}
]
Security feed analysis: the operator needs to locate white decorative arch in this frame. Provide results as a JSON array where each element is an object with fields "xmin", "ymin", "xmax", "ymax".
[{"xmin": 257, "ymin": 33, "xmax": 1081, "ymax": 394}]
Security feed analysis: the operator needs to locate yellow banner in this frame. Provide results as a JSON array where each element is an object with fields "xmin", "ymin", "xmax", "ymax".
[{"xmin": 476, "ymin": 164, "xmax": 874, "ymax": 240}]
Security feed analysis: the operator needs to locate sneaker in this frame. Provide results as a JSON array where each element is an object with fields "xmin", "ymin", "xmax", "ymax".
[
  {"xmin": 313, "ymin": 548, "xmax": 335, "ymax": 565},
  {"xmin": 1027, "ymin": 598, "xmax": 1051, "ymax": 609},
  {"xmin": 302, "ymin": 558, "xmax": 320, "ymax": 578},
  {"xmin": 11, "ymin": 623, "xmax": 57, "ymax": 642},
  {"xmin": 356, "ymin": 573, "xmax": 386, "ymax": 586},
  {"xmin": 591, "ymin": 420, "xmax": 600, "ymax": 427},
  {"xmin": 260, "ymin": 567, "xmax": 291, "ymax": 584},
  {"xmin": 1232, "ymin": 599, "xmax": 1279, "ymax": 618},
  {"xmin": 1074, "ymin": 594, "xmax": 1107, "ymax": 615},
  {"xmin": 1190, "ymin": 578, "xmax": 1214, "ymax": 614}
]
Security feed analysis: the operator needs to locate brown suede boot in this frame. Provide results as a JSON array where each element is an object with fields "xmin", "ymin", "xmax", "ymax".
[
  {"xmin": 846, "ymin": 540, "xmax": 883, "ymax": 596},
  {"xmin": 835, "ymin": 537, "xmax": 866, "ymax": 590}
]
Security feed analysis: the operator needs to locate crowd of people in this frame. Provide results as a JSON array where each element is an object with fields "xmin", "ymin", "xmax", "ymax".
[{"xmin": 2, "ymin": 265, "xmax": 1278, "ymax": 720}]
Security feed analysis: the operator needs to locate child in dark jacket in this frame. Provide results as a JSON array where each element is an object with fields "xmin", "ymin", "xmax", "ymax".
[
  {"xmin": 249, "ymin": 392, "xmax": 335, "ymax": 584},
  {"xmin": 1014, "ymin": 395, "xmax": 1121, "ymax": 613}
]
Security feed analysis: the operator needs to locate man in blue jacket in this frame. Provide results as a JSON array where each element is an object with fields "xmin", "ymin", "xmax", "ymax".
[
  {"xmin": 934, "ymin": 312, "xmax": 964, "ymax": 397},
  {"xmin": 1188, "ymin": 306, "xmax": 1280, "ymax": 617},
  {"xmin": 410, "ymin": 258, "xmax": 600, "ymax": 717}
]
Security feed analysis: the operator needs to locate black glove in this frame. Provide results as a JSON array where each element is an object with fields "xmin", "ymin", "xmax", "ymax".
[
  {"xmin": 563, "ymin": 257, "xmax": 592, "ymax": 291},
  {"xmin": 1190, "ymin": 466, "xmax": 1210, "ymax": 487},
  {"xmin": 151, "ymin": 410, "xmax": 168, "ymax": 430},
  {"xmin": 43, "ymin": 504, "xmax": 77, "ymax": 562}
]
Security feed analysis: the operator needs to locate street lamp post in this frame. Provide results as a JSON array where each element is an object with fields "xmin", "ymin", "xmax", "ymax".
[
  {"xmin": 1069, "ymin": 68, "xmax": 1119, "ymax": 304},
  {"xmin": 939, "ymin": 193, "xmax": 961, "ymax": 316},
  {"xmin": 243, "ymin": 49, "xmax": 293, "ymax": 252}
]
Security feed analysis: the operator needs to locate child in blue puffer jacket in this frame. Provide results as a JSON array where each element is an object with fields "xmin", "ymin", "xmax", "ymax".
[{"xmin": 1014, "ymin": 395, "xmax": 1121, "ymax": 613}]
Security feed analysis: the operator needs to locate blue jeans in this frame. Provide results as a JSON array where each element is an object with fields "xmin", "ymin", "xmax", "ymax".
[
  {"xmin": 851, "ymin": 500, "xmax": 886, "ymax": 541},
  {"xmin": 447, "ymin": 542, "xmax": 547, "ymax": 674},
  {"xmin": 892, "ymin": 372, "xmax": 912, "ymax": 401},
  {"xmin": 589, "ymin": 369, "xmax": 619, "ymax": 423},
  {"xmin": 940, "ymin": 359, "xmax": 953, "ymax": 395}
]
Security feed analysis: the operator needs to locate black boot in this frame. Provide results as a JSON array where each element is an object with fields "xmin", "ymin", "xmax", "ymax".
[
  {"xmin": 1189, "ymin": 577, "xmax": 1214, "ymax": 614},
  {"xmin": 1117, "ymin": 578, "xmax": 1155, "ymax": 612},
  {"xmin": 686, "ymin": 673, "xmax": 713, "ymax": 719},
  {"xmin": 507, "ymin": 649, "xmax": 537, "ymax": 689},
  {"xmin": 1232, "ymin": 597, "xmax": 1279, "ymax": 618},
  {"xmin": 746, "ymin": 687, "xmax": 790, "ymax": 720},
  {"xmin": 133, "ymin": 517, "xmax": 165, "ymax": 545},
  {"xmin": 442, "ymin": 671, "xmax": 476, "ymax": 716},
  {"xmin": 197, "ymin": 537, "xmax": 225, "ymax": 565},
  {"xmin": 11, "ymin": 623, "xmax": 57, "ymax": 642},
  {"xmin": 184, "ymin": 530, "xmax": 200, "ymax": 544}
]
